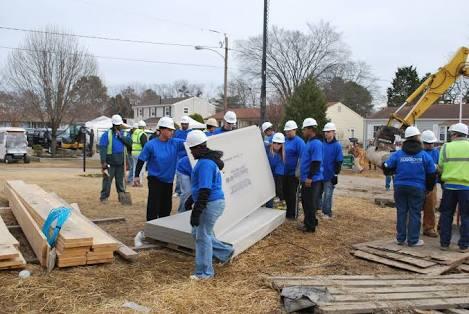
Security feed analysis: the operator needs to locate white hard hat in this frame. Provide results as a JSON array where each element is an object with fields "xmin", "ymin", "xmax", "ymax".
[
  {"xmin": 138, "ymin": 120, "xmax": 146, "ymax": 128},
  {"xmin": 224, "ymin": 111, "xmax": 237, "ymax": 124},
  {"xmin": 206, "ymin": 118, "xmax": 218, "ymax": 127},
  {"xmin": 180, "ymin": 116, "xmax": 191, "ymax": 124},
  {"xmin": 272, "ymin": 132, "xmax": 285, "ymax": 144},
  {"xmin": 302, "ymin": 118, "xmax": 318, "ymax": 129},
  {"xmin": 186, "ymin": 130, "xmax": 207, "ymax": 148},
  {"xmin": 111, "ymin": 114, "xmax": 124, "ymax": 126},
  {"xmin": 404, "ymin": 126, "xmax": 421, "ymax": 139},
  {"xmin": 157, "ymin": 117, "xmax": 175, "ymax": 130},
  {"xmin": 132, "ymin": 122, "xmax": 139, "ymax": 129},
  {"xmin": 449, "ymin": 123, "xmax": 469, "ymax": 136},
  {"xmin": 323, "ymin": 122, "xmax": 336, "ymax": 132},
  {"xmin": 261, "ymin": 122, "xmax": 273, "ymax": 132},
  {"xmin": 284, "ymin": 120, "xmax": 298, "ymax": 131},
  {"xmin": 421, "ymin": 130, "xmax": 437, "ymax": 143}
]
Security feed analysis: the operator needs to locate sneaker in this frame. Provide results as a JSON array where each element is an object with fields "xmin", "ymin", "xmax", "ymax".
[
  {"xmin": 440, "ymin": 246, "xmax": 450, "ymax": 251},
  {"xmin": 423, "ymin": 230, "xmax": 438, "ymax": 238},
  {"xmin": 323, "ymin": 215, "xmax": 332, "ymax": 220},
  {"xmin": 409, "ymin": 240, "xmax": 424, "ymax": 247},
  {"xmin": 458, "ymin": 247, "xmax": 469, "ymax": 253},
  {"xmin": 189, "ymin": 275, "xmax": 201, "ymax": 281},
  {"xmin": 394, "ymin": 239, "xmax": 405, "ymax": 246}
]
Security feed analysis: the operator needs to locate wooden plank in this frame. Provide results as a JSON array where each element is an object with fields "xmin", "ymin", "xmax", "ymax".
[
  {"xmin": 270, "ymin": 274, "xmax": 469, "ymax": 281},
  {"xmin": 4, "ymin": 185, "xmax": 50, "ymax": 267},
  {"xmin": 0, "ymin": 207, "xmax": 12, "ymax": 215},
  {"xmin": 86, "ymin": 258, "xmax": 113, "ymax": 265},
  {"xmin": 0, "ymin": 244, "xmax": 19, "ymax": 261},
  {"xmin": 6, "ymin": 216, "xmax": 127, "ymax": 231},
  {"xmin": 353, "ymin": 244, "xmax": 436, "ymax": 268},
  {"xmin": 7, "ymin": 181, "xmax": 93, "ymax": 248},
  {"xmin": 331, "ymin": 290, "xmax": 469, "ymax": 302},
  {"xmin": 353, "ymin": 250, "xmax": 448, "ymax": 274},
  {"xmin": 0, "ymin": 215, "xmax": 19, "ymax": 248},
  {"xmin": 0, "ymin": 254, "xmax": 26, "ymax": 270},
  {"xmin": 328, "ymin": 285, "xmax": 463, "ymax": 295},
  {"xmin": 445, "ymin": 309, "xmax": 469, "ymax": 314},
  {"xmin": 319, "ymin": 297, "xmax": 469, "ymax": 314}
]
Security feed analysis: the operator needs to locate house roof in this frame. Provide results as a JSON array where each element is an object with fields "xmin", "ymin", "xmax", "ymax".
[
  {"xmin": 367, "ymin": 103, "xmax": 469, "ymax": 120},
  {"xmin": 211, "ymin": 107, "xmax": 260, "ymax": 120}
]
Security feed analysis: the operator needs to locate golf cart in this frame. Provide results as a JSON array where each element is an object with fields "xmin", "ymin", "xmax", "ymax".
[{"xmin": 0, "ymin": 127, "xmax": 31, "ymax": 163}]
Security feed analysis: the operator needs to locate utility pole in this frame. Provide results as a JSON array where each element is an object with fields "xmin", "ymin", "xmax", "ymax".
[
  {"xmin": 260, "ymin": 0, "xmax": 268, "ymax": 125},
  {"xmin": 224, "ymin": 34, "xmax": 229, "ymax": 113}
]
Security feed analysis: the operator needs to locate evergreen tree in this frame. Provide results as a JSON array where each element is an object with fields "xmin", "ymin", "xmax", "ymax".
[
  {"xmin": 283, "ymin": 77, "xmax": 328, "ymax": 130},
  {"xmin": 386, "ymin": 66, "xmax": 421, "ymax": 106}
]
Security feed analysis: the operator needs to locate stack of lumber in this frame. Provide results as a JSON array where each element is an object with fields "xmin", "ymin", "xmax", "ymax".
[
  {"xmin": 5, "ymin": 180, "xmax": 120, "ymax": 268},
  {"xmin": 269, "ymin": 274, "xmax": 469, "ymax": 313},
  {"xmin": 352, "ymin": 237, "xmax": 469, "ymax": 275},
  {"xmin": 0, "ymin": 215, "xmax": 25, "ymax": 270}
]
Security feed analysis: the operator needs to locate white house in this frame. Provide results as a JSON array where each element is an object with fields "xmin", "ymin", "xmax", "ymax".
[
  {"xmin": 326, "ymin": 102, "xmax": 365, "ymax": 145},
  {"xmin": 133, "ymin": 96, "xmax": 216, "ymax": 127}
]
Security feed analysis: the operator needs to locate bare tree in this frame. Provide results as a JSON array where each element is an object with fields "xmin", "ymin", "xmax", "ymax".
[
  {"xmin": 5, "ymin": 26, "xmax": 96, "ymax": 155},
  {"xmin": 237, "ymin": 22, "xmax": 349, "ymax": 103},
  {"xmin": 442, "ymin": 77, "xmax": 469, "ymax": 104}
]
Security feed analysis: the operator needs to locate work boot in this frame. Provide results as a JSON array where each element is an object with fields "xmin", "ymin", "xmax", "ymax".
[
  {"xmin": 296, "ymin": 224, "xmax": 315, "ymax": 233},
  {"xmin": 409, "ymin": 239, "xmax": 424, "ymax": 247},
  {"xmin": 423, "ymin": 230, "xmax": 438, "ymax": 238}
]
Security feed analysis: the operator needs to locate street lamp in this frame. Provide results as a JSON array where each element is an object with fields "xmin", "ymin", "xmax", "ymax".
[{"xmin": 195, "ymin": 33, "xmax": 229, "ymax": 113}]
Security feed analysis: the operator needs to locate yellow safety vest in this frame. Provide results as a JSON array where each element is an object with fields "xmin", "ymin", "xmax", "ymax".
[
  {"xmin": 131, "ymin": 129, "xmax": 144, "ymax": 156},
  {"xmin": 439, "ymin": 139, "xmax": 469, "ymax": 188}
]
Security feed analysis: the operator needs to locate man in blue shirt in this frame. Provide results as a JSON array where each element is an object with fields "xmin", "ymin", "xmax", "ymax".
[
  {"xmin": 212, "ymin": 111, "xmax": 237, "ymax": 135},
  {"xmin": 298, "ymin": 118, "xmax": 323, "ymax": 233},
  {"xmin": 383, "ymin": 126, "xmax": 436, "ymax": 247},
  {"xmin": 320, "ymin": 122, "xmax": 343, "ymax": 219},
  {"xmin": 99, "ymin": 114, "xmax": 132, "ymax": 203},
  {"xmin": 184, "ymin": 130, "xmax": 234, "ymax": 280},
  {"xmin": 421, "ymin": 130, "xmax": 439, "ymax": 237},
  {"xmin": 205, "ymin": 118, "xmax": 218, "ymax": 136},
  {"xmin": 174, "ymin": 116, "xmax": 191, "ymax": 140},
  {"xmin": 283, "ymin": 120, "xmax": 305, "ymax": 219},
  {"xmin": 134, "ymin": 117, "xmax": 186, "ymax": 220}
]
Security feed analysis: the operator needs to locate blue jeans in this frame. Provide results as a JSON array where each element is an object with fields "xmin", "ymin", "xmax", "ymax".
[
  {"xmin": 191, "ymin": 199, "xmax": 234, "ymax": 278},
  {"xmin": 176, "ymin": 172, "xmax": 192, "ymax": 213},
  {"xmin": 127, "ymin": 154, "xmax": 135, "ymax": 183},
  {"xmin": 321, "ymin": 180, "xmax": 334, "ymax": 217},
  {"xmin": 439, "ymin": 189, "xmax": 469, "ymax": 249},
  {"xmin": 394, "ymin": 186, "xmax": 425, "ymax": 245}
]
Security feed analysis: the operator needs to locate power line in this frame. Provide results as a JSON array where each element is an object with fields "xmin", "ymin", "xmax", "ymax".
[
  {"xmin": 0, "ymin": 26, "xmax": 222, "ymax": 50},
  {"xmin": 0, "ymin": 45, "xmax": 226, "ymax": 69}
]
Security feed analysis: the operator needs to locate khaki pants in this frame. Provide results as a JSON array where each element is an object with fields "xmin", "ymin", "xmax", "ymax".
[{"xmin": 423, "ymin": 185, "xmax": 437, "ymax": 232}]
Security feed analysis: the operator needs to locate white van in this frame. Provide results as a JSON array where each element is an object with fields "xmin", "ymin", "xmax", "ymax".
[{"xmin": 0, "ymin": 127, "xmax": 30, "ymax": 163}]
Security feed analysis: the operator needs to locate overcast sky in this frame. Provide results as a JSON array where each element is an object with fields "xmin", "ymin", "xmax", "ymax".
[{"xmin": 1, "ymin": 0, "xmax": 468, "ymax": 102}]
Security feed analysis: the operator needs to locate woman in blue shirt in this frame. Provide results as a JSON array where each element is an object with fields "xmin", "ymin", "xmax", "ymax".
[
  {"xmin": 266, "ymin": 132, "xmax": 285, "ymax": 208},
  {"xmin": 383, "ymin": 126, "xmax": 436, "ymax": 247},
  {"xmin": 184, "ymin": 130, "xmax": 234, "ymax": 280}
]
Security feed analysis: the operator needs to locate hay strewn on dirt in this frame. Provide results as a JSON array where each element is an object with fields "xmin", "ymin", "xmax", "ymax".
[{"xmin": 0, "ymin": 160, "xmax": 398, "ymax": 313}]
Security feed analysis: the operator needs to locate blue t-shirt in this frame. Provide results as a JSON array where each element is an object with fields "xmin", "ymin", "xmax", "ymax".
[
  {"xmin": 176, "ymin": 156, "xmax": 193, "ymax": 177},
  {"xmin": 191, "ymin": 159, "xmax": 224, "ymax": 202},
  {"xmin": 385, "ymin": 150, "xmax": 436, "ymax": 190},
  {"xmin": 205, "ymin": 131, "xmax": 214, "ymax": 137},
  {"xmin": 322, "ymin": 139, "xmax": 343, "ymax": 181},
  {"xmin": 424, "ymin": 148, "xmax": 439, "ymax": 165},
  {"xmin": 174, "ymin": 129, "xmax": 190, "ymax": 140},
  {"xmin": 284, "ymin": 136, "xmax": 305, "ymax": 176},
  {"xmin": 300, "ymin": 137, "xmax": 324, "ymax": 182},
  {"xmin": 99, "ymin": 129, "xmax": 125, "ymax": 154},
  {"xmin": 211, "ymin": 127, "xmax": 232, "ymax": 135},
  {"xmin": 266, "ymin": 147, "xmax": 285, "ymax": 176},
  {"xmin": 138, "ymin": 137, "xmax": 185, "ymax": 183}
]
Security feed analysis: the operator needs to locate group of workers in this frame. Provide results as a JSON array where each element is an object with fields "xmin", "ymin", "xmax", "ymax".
[
  {"xmin": 98, "ymin": 109, "xmax": 469, "ymax": 278},
  {"xmin": 383, "ymin": 123, "xmax": 469, "ymax": 252}
]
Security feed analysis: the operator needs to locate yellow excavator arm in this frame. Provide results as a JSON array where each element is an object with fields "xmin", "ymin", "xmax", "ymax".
[{"xmin": 387, "ymin": 46, "xmax": 469, "ymax": 129}]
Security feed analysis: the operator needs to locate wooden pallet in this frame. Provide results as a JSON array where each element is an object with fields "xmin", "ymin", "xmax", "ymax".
[
  {"xmin": 269, "ymin": 274, "xmax": 469, "ymax": 313},
  {"xmin": 4, "ymin": 180, "xmax": 123, "ymax": 268},
  {"xmin": 0, "ymin": 216, "xmax": 26, "ymax": 270},
  {"xmin": 352, "ymin": 236, "xmax": 469, "ymax": 275}
]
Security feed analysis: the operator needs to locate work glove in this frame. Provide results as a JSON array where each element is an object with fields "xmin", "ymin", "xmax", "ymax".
[
  {"xmin": 190, "ymin": 208, "xmax": 202, "ymax": 227},
  {"xmin": 184, "ymin": 196, "xmax": 194, "ymax": 212},
  {"xmin": 331, "ymin": 175, "xmax": 338, "ymax": 185}
]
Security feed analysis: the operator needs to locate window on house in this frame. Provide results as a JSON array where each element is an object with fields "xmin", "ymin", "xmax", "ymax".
[
  {"xmin": 439, "ymin": 125, "xmax": 449, "ymax": 142},
  {"xmin": 139, "ymin": 109, "xmax": 143, "ymax": 116},
  {"xmin": 183, "ymin": 107, "xmax": 189, "ymax": 114},
  {"xmin": 165, "ymin": 106, "xmax": 171, "ymax": 116},
  {"xmin": 152, "ymin": 107, "xmax": 156, "ymax": 117}
]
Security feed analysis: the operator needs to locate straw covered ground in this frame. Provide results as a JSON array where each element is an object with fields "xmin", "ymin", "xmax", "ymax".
[{"xmin": 0, "ymin": 160, "xmax": 398, "ymax": 313}]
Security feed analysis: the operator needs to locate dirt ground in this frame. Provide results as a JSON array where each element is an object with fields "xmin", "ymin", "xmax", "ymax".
[{"xmin": 0, "ymin": 160, "xmax": 399, "ymax": 313}]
